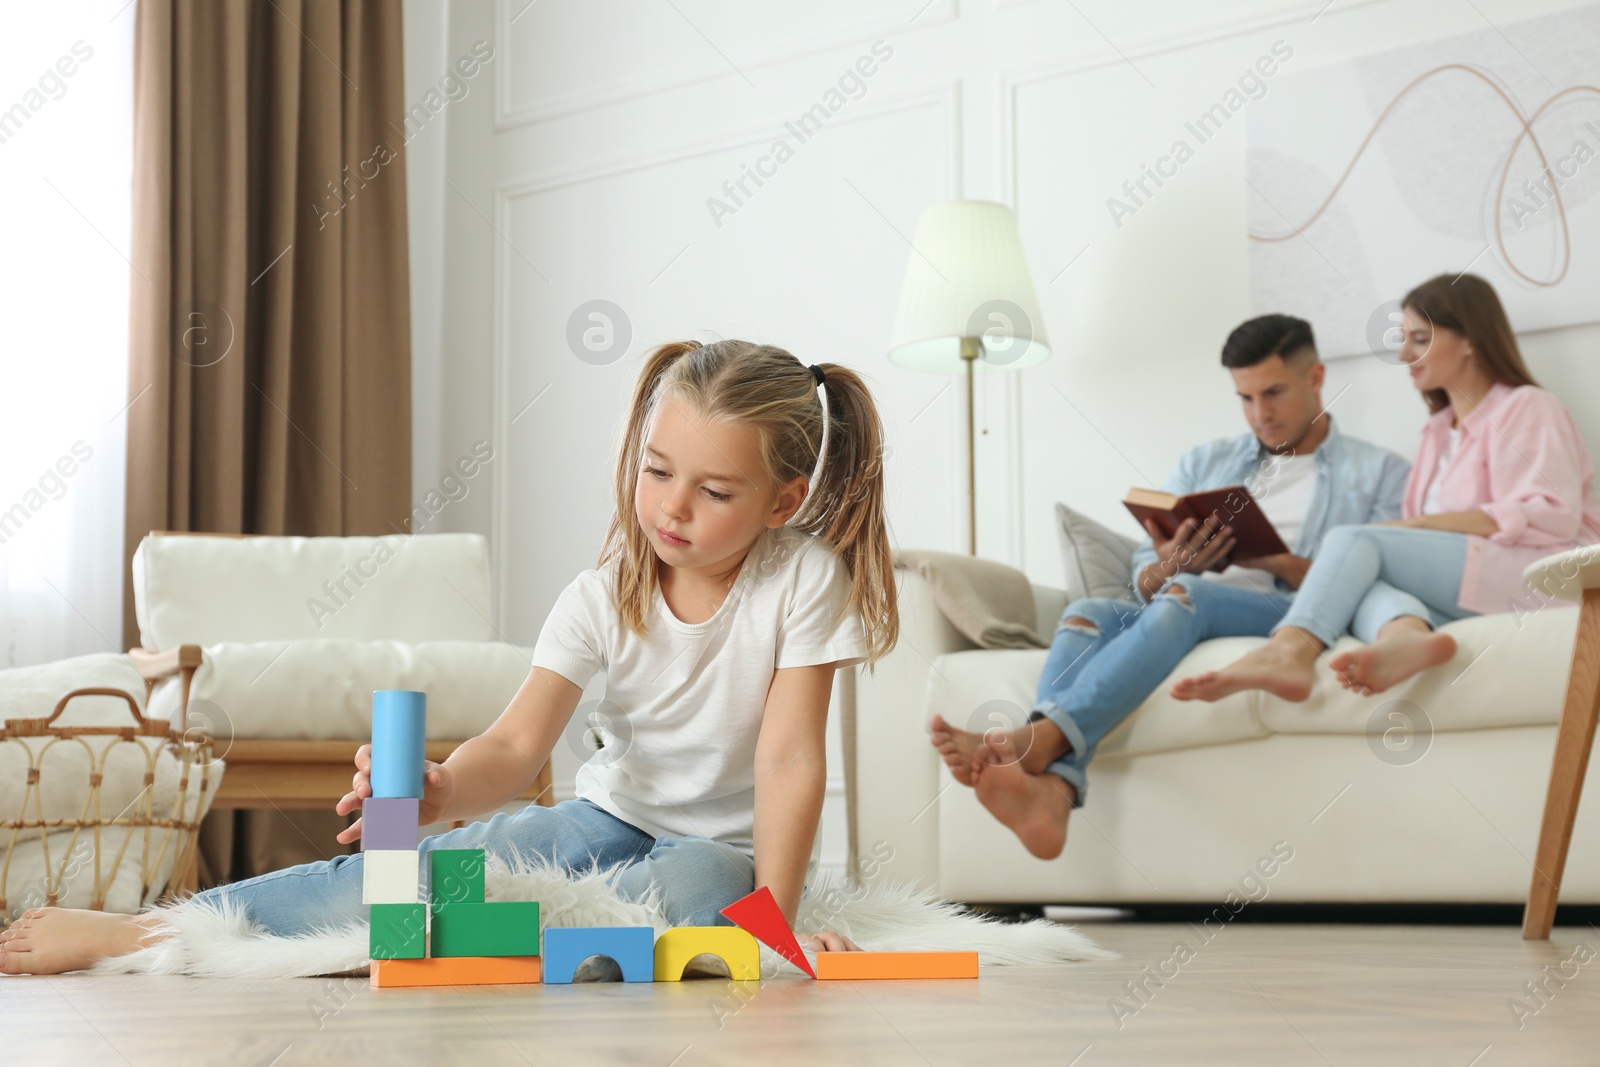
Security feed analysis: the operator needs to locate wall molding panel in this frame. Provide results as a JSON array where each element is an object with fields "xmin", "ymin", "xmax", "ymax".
[{"xmin": 493, "ymin": 0, "xmax": 958, "ymax": 131}]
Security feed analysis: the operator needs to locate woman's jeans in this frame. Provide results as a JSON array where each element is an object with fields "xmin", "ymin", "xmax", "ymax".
[
  {"xmin": 190, "ymin": 798, "xmax": 756, "ymax": 937},
  {"xmin": 1029, "ymin": 526, "xmax": 1472, "ymax": 806},
  {"xmin": 1274, "ymin": 524, "xmax": 1474, "ymax": 647}
]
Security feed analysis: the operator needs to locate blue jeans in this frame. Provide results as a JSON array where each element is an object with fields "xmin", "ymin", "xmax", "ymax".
[
  {"xmin": 1030, "ymin": 572, "xmax": 1293, "ymax": 806},
  {"xmin": 1274, "ymin": 524, "xmax": 1474, "ymax": 647},
  {"xmin": 191, "ymin": 798, "xmax": 755, "ymax": 937}
]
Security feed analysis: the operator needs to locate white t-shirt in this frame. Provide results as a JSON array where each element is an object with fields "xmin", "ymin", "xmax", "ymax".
[
  {"xmin": 530, "ymin": 523, "xmax": 868, "ymax": 859},
  {"xmin": 1207, "ymin": 451, "xmax": 1318, "ymax": 595},
  {"xmin": 1421, "ymin": 425, "xmax": 1462, "ymax": 516}
]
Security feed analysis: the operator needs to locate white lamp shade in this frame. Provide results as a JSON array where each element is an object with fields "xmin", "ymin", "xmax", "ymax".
[{"xmin": 886, "ymin": 200, "xmax": 1050, "ymax": 374}]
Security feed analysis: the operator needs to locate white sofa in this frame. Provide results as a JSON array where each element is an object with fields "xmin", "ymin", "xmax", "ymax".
[
  {"xmin": 132, "ymin": 532, "xmax": 537, "ymax": 740},
  {"xmin": 128, "ymin": 532, "xmax": 551, "ymax": 835},
  {"xmin": 854, "ymin": 564, "xmax": 1600, "ymax": 905}
]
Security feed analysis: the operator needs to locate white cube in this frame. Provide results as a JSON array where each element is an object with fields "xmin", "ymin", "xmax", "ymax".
[{"xmin": 362, "ymin": 849, "xmax": 420, "ymax": 905}]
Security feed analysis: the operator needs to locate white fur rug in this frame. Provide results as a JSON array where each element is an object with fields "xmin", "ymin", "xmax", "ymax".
[{"xmin": 89, "ymin": 853, "xmax": 1112, "ymax": 979}]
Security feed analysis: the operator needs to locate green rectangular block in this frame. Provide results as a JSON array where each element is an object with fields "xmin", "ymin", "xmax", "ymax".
[
  {"xmin": 431, "ymin": 901, "xmax": 541, "ymax": 958},
  {"xmin": 429, "ymin": 849, "xmax": 485, "ymax": 908},
  {"xmin": 369, "ymin": 903, "xmax": 426, "ymax": 961}
]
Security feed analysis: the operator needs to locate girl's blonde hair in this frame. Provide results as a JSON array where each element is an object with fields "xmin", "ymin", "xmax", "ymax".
[{"xmin": 597, "ymin": 339, "xmax": 899, "ymax": 672}]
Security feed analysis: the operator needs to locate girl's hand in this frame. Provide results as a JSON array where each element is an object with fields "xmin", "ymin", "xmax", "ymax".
[
  {"xmin": 800, "ymin": 930, "xmax": 862, "ymax": 953},
  {"xmin": 335, "ymin": 745, "xmax": 455, "ymax": 844}
]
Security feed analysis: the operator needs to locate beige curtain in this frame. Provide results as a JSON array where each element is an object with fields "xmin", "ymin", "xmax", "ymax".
[{"xmin": 123, "ymin": 0, "xmax": 414, "ymax": 887}]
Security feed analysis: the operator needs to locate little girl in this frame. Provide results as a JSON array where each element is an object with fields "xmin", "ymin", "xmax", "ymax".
[{"xmin": 1, "ymin": 338, "xmax": 899, "ymax": 974}]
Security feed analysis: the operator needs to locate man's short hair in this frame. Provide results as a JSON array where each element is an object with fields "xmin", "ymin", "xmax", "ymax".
[{"xmin": 1221, "ymin": 314, "xmax": 1317, "ymax": 369}]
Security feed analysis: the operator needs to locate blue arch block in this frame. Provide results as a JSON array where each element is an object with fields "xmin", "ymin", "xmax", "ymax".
[{"xmin": 542, "ymin": 927, "xmax": 656, "ymax": 984}]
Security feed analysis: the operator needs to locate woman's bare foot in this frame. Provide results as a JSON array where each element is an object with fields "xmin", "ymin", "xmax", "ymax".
[
  {"xmin": 1170, "ymin": 632, "xmax": 1321, "ymax": 703},
  {"xmin": 1329, "ymin": 629, "xmax": 1457, "ymax": 696},
  {"xmin": 0, "ymin": 908, "xmax": 167, "ymax": 975},
  {"xmin": 971, "ymin": 733, "xmax": 1073, "ymax": 860}
]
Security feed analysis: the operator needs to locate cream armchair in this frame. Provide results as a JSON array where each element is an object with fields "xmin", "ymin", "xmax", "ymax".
[{"xmin": 129, "ymin": 531, "xmax": 553, "ymax": 889}]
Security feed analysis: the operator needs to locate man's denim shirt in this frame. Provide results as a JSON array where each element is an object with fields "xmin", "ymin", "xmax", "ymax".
[{"xmin": 1128, "ymin": 418, "xmax": 1412, "ymax": 603}]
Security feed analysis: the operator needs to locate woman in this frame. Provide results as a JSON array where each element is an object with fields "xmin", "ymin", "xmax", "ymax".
[{"xmin": 1171, "ymin": 273, "xmax": 1600, "ymax": 703}]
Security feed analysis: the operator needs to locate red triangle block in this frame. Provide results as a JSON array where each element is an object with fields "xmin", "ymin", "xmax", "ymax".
[{"xmin": 720, "ymin": 885, "xmax": 815, "ymax": 978}]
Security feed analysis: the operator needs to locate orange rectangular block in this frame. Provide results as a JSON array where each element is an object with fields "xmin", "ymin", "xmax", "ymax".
[
  {"xmin": 370, "ymin": 955, "xmax": 543, "ymax": 988},
  {"xmin": 815, "ymin": 951, "xmax": 978, "ymax": 980}
]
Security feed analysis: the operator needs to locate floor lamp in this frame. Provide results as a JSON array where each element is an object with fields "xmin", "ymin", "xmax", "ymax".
[{"xmin": 887, "ymin": 200, "xmax": 1051, "ymax": 556}]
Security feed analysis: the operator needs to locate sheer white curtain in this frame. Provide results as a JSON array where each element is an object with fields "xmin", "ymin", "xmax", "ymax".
[{"xmin": 0, "ymin": 3, "xmax": 135, "ymax": 669}]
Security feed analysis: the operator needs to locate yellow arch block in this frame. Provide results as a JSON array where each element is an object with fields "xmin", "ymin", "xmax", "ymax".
[{"xmin": 653, "ymin": 926, "xmax": 761, "ymax": 982}]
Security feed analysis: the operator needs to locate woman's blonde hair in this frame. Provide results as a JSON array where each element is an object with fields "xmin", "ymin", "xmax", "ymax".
[{"xmin": 597, "ymin": 339, "xmax": 899, "ymax": 672}]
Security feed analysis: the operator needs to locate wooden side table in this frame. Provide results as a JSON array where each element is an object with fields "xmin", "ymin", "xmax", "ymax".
[{"xmin": 1522, "ymin": 545, "xmax": 1600, "ymax": 939}]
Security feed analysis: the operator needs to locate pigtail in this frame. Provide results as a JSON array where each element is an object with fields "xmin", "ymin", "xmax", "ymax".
[
  {"xmin": 791, "ymin": 363, "xmax": 900, "ymax": 672},
  {"xmin": 600, "ymin": 340, "xmax": 702, "ymax": 637}
]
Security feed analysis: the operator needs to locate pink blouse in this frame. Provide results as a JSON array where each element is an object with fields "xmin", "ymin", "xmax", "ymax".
[{"xmin": 1402, "ymin": 382, "xmax": 1600, "ymax": 615}]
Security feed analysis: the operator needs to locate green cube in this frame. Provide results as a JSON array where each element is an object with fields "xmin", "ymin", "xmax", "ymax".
[
  {"xmin": 369, "ymin": 903, "xmax": 426, "ymax": 961},
  {"xmin": 431, "ymin": 901, "xmax": 540, "ymax": 958},
  {"xmin": 429, "ymin": 849, "xmax": 485, "ymax": 909}
]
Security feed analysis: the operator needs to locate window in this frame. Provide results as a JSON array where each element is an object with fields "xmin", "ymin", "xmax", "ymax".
[{"xmin": 0, "ymin": 3, "xmax": 136, "ymax": 666}]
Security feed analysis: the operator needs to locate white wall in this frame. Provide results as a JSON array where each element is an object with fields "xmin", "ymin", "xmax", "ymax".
[{"xmin": 404, "ymin": 0, "xmax": 1600, "ymax": 872}]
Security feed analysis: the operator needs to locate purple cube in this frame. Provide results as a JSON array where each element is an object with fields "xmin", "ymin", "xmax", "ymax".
[{"xmin": 360, "ymin": 797, "xmax": 421, "ymax": 851}]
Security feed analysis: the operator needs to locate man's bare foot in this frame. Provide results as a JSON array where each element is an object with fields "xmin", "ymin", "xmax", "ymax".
[
  {"xmin": 931, "ymin": 714, "xmax": 1071, "ymax": 785},
  {"xmin": 930, "ymin": 714, "xmax": 984, "ymax": 786},
  {"xmin": 971, "ymin": 734, "xmax": 1072, "ymax": 860},
  {"xmin": 1170, "ymin": 638, "xmax": 1318, "ymax": 703},
  {"xmin": 1329, "ymin": 630, "xmax": 1457, "ymax": 696},
  {"xmin": 0, "ymin": 908, "xmax": 167, "ymax": 975}
]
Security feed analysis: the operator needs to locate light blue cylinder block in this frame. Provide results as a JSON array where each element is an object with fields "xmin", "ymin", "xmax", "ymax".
[{"xmin": 371, "ymin": 690, "xmax": 426, "ymax": 799}]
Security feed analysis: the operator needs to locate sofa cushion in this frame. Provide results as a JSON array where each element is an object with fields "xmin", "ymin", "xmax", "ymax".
[
  {"xmin": 1255, "ymin": 606, "xmax": 1578, "ymax": 736},
  {"xmin": 1054, "ymin": 502, "xmax": 1138, "ymax": 603},
  {"xmin": 924, "ymin": 599, "xmax": 1580, "ymax": 765},
  {"xmin": 145, "ymin": 639, "xmax": 536, "ymax": 740},
  {"xmin": 132, "ymin": 533, "xmax": 496, "ymax": 650}
]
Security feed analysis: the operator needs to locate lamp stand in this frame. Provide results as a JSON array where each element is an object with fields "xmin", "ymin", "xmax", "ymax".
[{"xmin": 961, "ymin": 335, "xmax": 979, "ymax": 556}]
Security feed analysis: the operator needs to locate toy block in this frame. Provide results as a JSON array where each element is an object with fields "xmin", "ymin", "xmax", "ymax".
[
  {"xmin": 370, "ymin": 955, "xmax": 542, "ymax": 988},
  {"xmin": 653, "ymin": 926, "xmax": 760, "ymax": 982},
  {"xmin": 371, "ymin": 689, "xmax": 426, "ymax": 798},
  {"xmin": 814, "ymin": 951, "xmax": 978, "ymax": 980},
  {"xmin": 429, "ymin": 848, "xmax": 486, "ymax": 908},
  {"xmin": 721, "ymin": 885, "xmax": 814, "ymax": 978},
  {"xmin": 362, "ymin": 849, "xmax": 420, "ymax": 905},
  {"xmin": 432, "ymin": 901, "xmax": 540, "ymax": 958},
  {"xmin": 369, "ymin": 903, "xmax": 426, "ymax": 961},
  {"xmin": 542, "ymin": 927, "xmax": 656, "ymax": 984},
  {"xmin": 360, "ymin": 797, "xmax": 421, "ymax": 851}
]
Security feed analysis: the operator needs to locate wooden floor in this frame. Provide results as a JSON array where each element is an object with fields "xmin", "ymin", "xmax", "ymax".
[{"xmin": 4, "ymin": 920, "xmax": 1599, "ymax": 1066}]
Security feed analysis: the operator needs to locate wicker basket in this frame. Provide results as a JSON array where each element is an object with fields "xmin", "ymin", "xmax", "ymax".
[{"xmin": 0, "ymin": 687, "xmax": 219, "ymax": 924}]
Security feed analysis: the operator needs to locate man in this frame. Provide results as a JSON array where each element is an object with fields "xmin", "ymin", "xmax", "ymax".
[{"xmin": 929, "ymin": 314, "xmax": 1411, "ymax": 859}]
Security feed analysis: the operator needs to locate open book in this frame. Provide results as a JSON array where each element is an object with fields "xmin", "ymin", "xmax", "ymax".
[{"xmin": 1122, "ymin": 485, "xmax": 1290, "ymax": 570}]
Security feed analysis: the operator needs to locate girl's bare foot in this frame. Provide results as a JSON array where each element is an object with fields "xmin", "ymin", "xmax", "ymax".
[
  {"xmin": 972, "ymin": 733, "xmax": 1073, "ymax": 860},
  {"xmin": 1329, "ymin": 629, "xmax": 1457, "ymax": 696},
  {"xmin": 1170, "ymin": 634, "xmax": 1320, "ymax": 703},
  {"xmin": 0, "ymin": 908, "xmax": 167, "ymax": 975}
]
